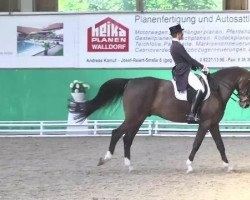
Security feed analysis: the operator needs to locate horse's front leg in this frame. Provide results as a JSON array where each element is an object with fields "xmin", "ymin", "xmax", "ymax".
[
  {"xmin": 210, "ymin": 124, "xmax": 233, "ymax": 172},
  {"xmin": 186, "ymin": 123, "xmax": 209, "ymax": 173}
]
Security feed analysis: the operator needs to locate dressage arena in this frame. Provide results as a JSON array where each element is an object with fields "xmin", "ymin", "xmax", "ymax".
[{"xmin": 1, "ymin": 136, "xmax": 250, "ymax": 200}]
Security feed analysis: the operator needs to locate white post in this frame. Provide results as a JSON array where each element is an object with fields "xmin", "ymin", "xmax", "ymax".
[
  {"xmin": 154, "ymin": 121, "xmax": 158, "ymax": 135},
  {"xmin": 20, "ymin": 0, "xmax": 33, "ymax": 12},
  {"xmin": 149, "ymin": 120, "xmax": 152, "ymax": 136},
  {"xmin": 67, "ymin": 93, "xmax": 89, "ymax": 134},
  {"xmin": 94, "ymin": 120, "xmax": 97, "ymax": 135},
  {"xmin": 40, "ymin": 121, "xmax": 43, "ymax": 136}
]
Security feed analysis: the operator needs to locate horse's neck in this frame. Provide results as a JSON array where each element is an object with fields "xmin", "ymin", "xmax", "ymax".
[{"xmin": 213, "ymin": 73, "xmax": 238, "ymax": 104}]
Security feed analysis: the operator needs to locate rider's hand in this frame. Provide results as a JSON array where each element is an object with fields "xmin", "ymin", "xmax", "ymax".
[{"xmin": 202, "ymin": 66, "xmax": 209, "ymax": 74}]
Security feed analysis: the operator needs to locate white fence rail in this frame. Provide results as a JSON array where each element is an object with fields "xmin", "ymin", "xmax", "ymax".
[
  {"xmin": 0, "ymin": 120, "xmax": 249, "ymax": 137},
  {"xmin": 154, "ymin": 121, "xmax": 250, "ymax": 137}
]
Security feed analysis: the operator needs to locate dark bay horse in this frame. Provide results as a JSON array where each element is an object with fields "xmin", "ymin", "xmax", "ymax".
[{"xmin": 69, "ymin": 67, "xmax": 250, "ymax": 172}]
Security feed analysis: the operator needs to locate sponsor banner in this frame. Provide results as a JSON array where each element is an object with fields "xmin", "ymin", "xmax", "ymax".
[
  {"xmin": 81, "ymin": 13, "xmax": 250, "ymax": 68},
  {"xmin": 1, "ymin": 12, "xmax": 250, "ymax": 68}
]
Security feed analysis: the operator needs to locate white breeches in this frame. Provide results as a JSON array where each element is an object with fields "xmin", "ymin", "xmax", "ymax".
[{"xmin": 188, "ymin": 71, "xmax": 205, "ymax": 92}]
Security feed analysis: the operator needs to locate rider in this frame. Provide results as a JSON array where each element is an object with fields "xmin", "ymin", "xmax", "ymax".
[{"xmin": 169, "ymin": 24, "xmax": 209, "ymax": 124}]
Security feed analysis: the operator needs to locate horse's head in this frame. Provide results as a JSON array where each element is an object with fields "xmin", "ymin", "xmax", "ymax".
[{"xmin": 237, "ymin": 77, "xmax": 250, "ymax": 108}]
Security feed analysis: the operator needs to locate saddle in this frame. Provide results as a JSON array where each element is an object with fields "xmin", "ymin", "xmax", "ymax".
[{"xmin": 171, "ymin": 73, "xmax": 210, "ymax": 101}]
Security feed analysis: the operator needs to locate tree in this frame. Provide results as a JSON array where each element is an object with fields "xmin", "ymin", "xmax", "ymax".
[
  {"xmin": 144, "ymin": 0, "xmax": 220, "ymax": 11},
  {"xmin": 58, "ymin": 0, "xmax": 222, "ymax": 12},
  {"xmin": 59, "ymin": 0, "xmax": 89, "ymax": 11}
]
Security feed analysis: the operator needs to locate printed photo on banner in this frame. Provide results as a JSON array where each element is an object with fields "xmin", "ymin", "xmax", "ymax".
[{"xmin": 17, "ymin": 23, "xmax": 64, "ymax": 56}]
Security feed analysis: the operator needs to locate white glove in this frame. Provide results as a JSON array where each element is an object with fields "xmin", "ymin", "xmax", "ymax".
[{"xmin": 202, "ymin": 66, "xmax": 209, "ymax": 73}]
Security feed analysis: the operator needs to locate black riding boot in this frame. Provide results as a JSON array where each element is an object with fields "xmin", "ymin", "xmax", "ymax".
[{"xmin": 187, "ymin": 90, "xmax": 204, "ymax": 124}]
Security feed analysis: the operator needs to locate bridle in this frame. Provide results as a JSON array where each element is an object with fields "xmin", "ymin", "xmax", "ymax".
[{"xmin": 216, "ymin": 78, "xmax": 249, "ymax": 103}]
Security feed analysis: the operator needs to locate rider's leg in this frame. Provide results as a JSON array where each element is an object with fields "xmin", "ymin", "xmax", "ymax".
[
  {"xmin": 187, "ymin": 72, "xmax": 205, "ymax": 123},
  {"xmin": 188, "ymin": 72, "xmax": 205, "ymax": 92}
]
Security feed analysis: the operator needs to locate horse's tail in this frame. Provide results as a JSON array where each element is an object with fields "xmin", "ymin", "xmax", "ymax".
[{"xmin": 68, "ymin": 78, "xmax": 130, "ymax": 122}]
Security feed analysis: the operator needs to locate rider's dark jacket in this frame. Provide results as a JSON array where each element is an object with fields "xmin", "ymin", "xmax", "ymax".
[{"xmin": 170, "ymin": 40, "xmax": 204, "ymax": 92}]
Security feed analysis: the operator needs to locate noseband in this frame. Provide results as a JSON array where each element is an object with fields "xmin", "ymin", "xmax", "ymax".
[
  {"xmin": 217, "ymin": 79, "xmax": 249, "ymax": 103},
  {"xmin": 238, "ymin": 90, "xmax": 249, "ymax": 103},
  {"xmin": 238, "ymin": 80, "xmax": 250, "ymax": 103}
]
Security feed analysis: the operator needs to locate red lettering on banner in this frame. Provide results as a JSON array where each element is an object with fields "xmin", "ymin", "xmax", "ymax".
[{"xmin": 87, "ymin": 17, "xmax": 129, "ymax": 52}]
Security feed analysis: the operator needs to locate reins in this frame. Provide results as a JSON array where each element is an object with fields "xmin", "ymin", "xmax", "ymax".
[
  {"xmin": 218, "ymin": 79, "xmax": 239, "ymax": 102},
  {"xmin": 208, "ymin": 73, "xmax": 239, "ymax": 102},
  {"xmin": 230, "ymin": 93, "xmax": 239, "ymax": 102}
]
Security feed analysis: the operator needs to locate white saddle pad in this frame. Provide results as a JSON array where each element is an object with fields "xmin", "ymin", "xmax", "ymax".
[{"xmin": 171, "ymin": 73, "xmax": 210, "ymax": 101}]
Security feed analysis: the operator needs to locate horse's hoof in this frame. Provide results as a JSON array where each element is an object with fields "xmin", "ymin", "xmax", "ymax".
[
  {"xmin": 186, "ymin": 159, "xmax": 193, "ymax": 173},
  {"xmin": 186, "ymin": 165, "xmax": 193, "ymax": 173},
  {"xmin": 186, "ymin": 168, "xmax": 193, "ymax": 174},
  {"xmin": 97, "ymin": 157, "xmax": 105, "ymax": 166},
  {"xmin": 223, "ymin": 162, "xmax": 234, "ymax": 172},
  {"xmin": 223, "ymin": 162, "xmax": 229, "ymax": 168},
  {"xmin": 128, "ymin": 165, "xmax": 134, "ymax": 172},
  {"xmin": 226, "ymin": 166, "xmax": 234, "ymax": 172}
]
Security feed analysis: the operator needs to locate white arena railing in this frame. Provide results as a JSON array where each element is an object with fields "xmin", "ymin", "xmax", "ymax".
[
  {"xmin": 154, "ymin": 121, "xmax": 250, "ymax": 137},
  {"xmin": 0, "ymin": 120, "xmax": 153, "ymax": 136},
  {"xmin": 0, "ymin": 120, "xmax": 249, "ymax": 137}
]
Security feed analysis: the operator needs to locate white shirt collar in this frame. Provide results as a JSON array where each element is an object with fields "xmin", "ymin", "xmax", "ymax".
[{"xmin": 172, "ymin": 38, "xmax": 180, "ymax": 42}]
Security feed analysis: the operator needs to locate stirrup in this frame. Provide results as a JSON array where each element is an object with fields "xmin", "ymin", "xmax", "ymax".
[{"xmin": 186, "ymin": 115, "xmax": 200, "ymax": 124}]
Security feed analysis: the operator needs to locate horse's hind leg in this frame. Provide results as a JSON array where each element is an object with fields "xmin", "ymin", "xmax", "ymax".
[
  {"xmin": 122, "ymin": 119, "xmax": 145, "ymax": 172},
  {"xmin": 123, "ymin": 131, "xmax": 137, "ymax": 172},
  {"xmin": 210, "ymin": 124, "xmax": 233, "ymax": 172},
  {"xmin": 97, "ymin": 125, "xmax": 124, "ymax": 166}
]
